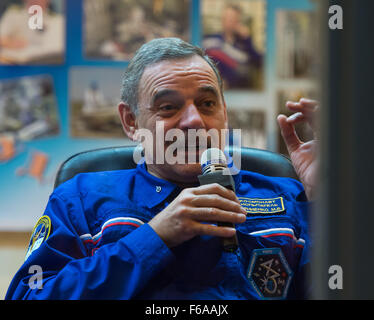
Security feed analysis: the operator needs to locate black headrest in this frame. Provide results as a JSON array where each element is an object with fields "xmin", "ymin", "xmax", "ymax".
[{"xmin": 54, "ymin": 146, "xmax": 298, "ymax": 189}]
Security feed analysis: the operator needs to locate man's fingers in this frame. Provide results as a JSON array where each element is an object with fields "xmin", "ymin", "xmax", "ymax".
[
  {"xmin": 193, "ymin": 183, "xmax": 240, "ymax": 203},
  {"xmin": 189, "ymin": 207, "xmax": 246, "ymax": 224},
  {"xmin": 300, "ymin": 98, "xmax": 319, "ymax": 107},
  {"xmin": 286, "ymin": 100, "xmax": 318, "ymax": 120},
  {"xmin": 286, "ymin": 98, "xmax": 318, "ymax": 112},
  {"xmin": 285, "ymin": 98, "xmax": 319, "ymax": 131},
  {"xmin": 191, "ymin": 194, "xmax": 246, "ymax": 214},
  {"xmin": 193, "ymin": 222, "xmax": 237, "ymax": 238},
  {"xmin": 285, "ymin": 112, "xmax": 306, "ymax": 125},
  {"xmin": 277, "ymin": 114, "xmax": 302, "ymax": 154}
]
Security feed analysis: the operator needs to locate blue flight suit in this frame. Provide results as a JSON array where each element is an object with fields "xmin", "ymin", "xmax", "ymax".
[{"xmin": 5, "ymin": 161, "xmax": 310, "ymax": 300}]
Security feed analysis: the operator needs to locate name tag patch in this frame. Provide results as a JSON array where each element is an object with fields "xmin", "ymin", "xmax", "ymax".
[{"xmin": 239, "ymin": 197, "xmax": 285, "ymax": 215}]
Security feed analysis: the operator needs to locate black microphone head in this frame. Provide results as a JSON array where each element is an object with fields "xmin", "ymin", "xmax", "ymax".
[{"xmin": 200, "ymin": 148, "xmax": 227, "ymax": 174}]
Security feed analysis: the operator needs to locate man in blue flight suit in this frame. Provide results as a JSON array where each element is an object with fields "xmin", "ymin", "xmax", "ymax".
[
  {"xmin": 6, "ymin": 38, "xmax": 317, "ymax": 300},
  {"xmin": 203, "ymin": 3, "xmax": 263, "ymax": 89}
]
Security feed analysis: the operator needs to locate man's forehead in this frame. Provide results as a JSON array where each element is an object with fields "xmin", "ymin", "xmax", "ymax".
[
  {"xmin": 139, "ymin": 55, "xmax": 220, "ymax": 93},
  {"xmin": 146, "ymin": 55, "xmax": 212, "ymax": 69}
]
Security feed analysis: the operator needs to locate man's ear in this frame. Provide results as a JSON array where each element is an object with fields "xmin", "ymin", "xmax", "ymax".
[
  {"xmin": 118, "ymin": 102, "xmax": 138, "ymax": 141},
  {"xmin": 223, "ymin": 99, "xmax": 228, "ymax": 129}
]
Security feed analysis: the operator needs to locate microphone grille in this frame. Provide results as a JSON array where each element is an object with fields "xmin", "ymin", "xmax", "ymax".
[{"xmin": 200, "ymin": 148, "xmax": 227, "ymax": 172}]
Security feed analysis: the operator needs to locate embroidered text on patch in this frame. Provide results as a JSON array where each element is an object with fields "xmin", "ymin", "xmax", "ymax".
[{"xmin": 239, "ymin": 197, "xmax": 285, "ymax": 215}]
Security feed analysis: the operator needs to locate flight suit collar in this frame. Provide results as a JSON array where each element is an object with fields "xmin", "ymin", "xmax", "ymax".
[
  {"xmin": 136, "ymin": 162, "xmax": 179, "ymax": 209},
  {"xmin": 135, "ymin": 160, "xmax": 243, "ymax": 209}
]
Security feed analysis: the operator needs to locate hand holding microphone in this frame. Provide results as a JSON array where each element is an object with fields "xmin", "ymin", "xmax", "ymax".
[
  {"xmin": 148, "ymin": 148, "xmax": 246, "ymax": 250},
  {"xmin": 198, "ymin": 148, "xmax": 240, "ymax": 252}
]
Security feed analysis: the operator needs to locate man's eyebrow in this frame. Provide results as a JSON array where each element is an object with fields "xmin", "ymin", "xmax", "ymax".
[
  {"xmin": 197, "ymin": 86, "xmax": 220, "ymax": 98},
  {"xmin": 151, "ymin": 89, "xmax": 180, "ymax": 105}
]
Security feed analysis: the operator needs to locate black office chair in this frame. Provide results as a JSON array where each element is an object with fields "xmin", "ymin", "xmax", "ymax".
[{"xmin": 54, "ymin": 145, "xmax": 298, "ymax": 189}]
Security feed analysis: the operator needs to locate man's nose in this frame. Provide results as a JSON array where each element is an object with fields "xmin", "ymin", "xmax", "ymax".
[{"xmin": 177, "ymin": 103, "xmax": 205, "ymax": 130}]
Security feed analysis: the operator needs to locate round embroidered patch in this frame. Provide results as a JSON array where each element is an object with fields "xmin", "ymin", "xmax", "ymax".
[
  {"xmin": 25, "ymin": 215, "xmax": 51, "ymax": 261},
  {"xmin": 247, "ymin": 248, "xmax": 293, "ymax": 300}
]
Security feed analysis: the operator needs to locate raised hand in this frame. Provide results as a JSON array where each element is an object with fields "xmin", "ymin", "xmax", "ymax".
[{"xmin": 277, "ymin": 98, "xmax": 319, "ymax": 200}]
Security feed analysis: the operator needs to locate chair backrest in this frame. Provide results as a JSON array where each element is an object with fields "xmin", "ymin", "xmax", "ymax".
[{"xmin": 54, "ymin": 145, "xmax": 298, "ymax": 189}]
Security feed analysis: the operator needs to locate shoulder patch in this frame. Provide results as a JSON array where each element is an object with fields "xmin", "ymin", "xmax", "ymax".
[
  {"xmin": 247, "ymin": 248, "xmax": 293, "ymax": 300},
  {"xmin": 239, "ymin": 197, "xmax": 285, "ymax": 215},
  {"xmin": 25, "ymin": 215, "xmax": 51, "ymax": 261}
]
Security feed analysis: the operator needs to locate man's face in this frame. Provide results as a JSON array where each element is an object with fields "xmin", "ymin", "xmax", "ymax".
[
  {"xmin": 222, "ymin": 7, "xmax": 241, "ymax": 33},
  {"xmin": 134, "ymin": 55, "xmax": 228, "ymax": 185}
]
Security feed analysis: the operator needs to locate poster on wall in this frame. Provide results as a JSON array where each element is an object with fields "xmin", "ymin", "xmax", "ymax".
[
  {"xmin": 201, "ymin": 0, "xmax": 266, "ymax": 90},
  {"xmin": 227, "ymin": 107, "xmax": 267, "ymax": 149},
  {"xmin": 0, "ymin": 73, "xmax": 60, "ymax": 187},
  {"xmin": 0, "ymin": 70, "xmax": 129, "ymax": 230},
  {"xmin": 83, "ymin": 0, "xmax": 190, "ymax": 61},
  {"xmin": 276, "ymin": 10, "xmax": 318, "ymax": 79},
  {"xmin": 0, "ymin": 0, "xmax": 65, "ymax": 65},
  {"xmin": 0, "ymin": 74, "xmax": 60, "ymax": 151},
  {"xmin": 69, "ymin": 67, "xmax": 126, "ymax": 139},
  {"xmin": 0, "ymin": 74, "xmax": 61, "ymax": 230}
]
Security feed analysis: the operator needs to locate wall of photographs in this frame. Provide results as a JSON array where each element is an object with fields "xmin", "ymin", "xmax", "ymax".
[{"xmin": 0, "ymin": 0, "xmax": 317, "ymax": 231}]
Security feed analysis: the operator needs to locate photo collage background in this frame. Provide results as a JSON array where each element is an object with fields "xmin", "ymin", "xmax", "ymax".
[{"xmin": 0, "ymin": 0, "xmax": 318, "ymax": 230}]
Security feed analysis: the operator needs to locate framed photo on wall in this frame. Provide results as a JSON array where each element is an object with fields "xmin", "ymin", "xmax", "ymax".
[
  {"xmin": 0, "ymin": 74, "xmax": 59, "ymax": 143},
  {"xmin": 84, "ymin": 0, "xmax": 190, "ymax": 61},
  {"xmin": 227, "ymin": 107, "xmax": 267, "ymax": 149},
  {"xmin": 69, "ymin": 67, "xmax": 126, "ymax": 139},
  {"xmin": 201, "ymin": 0, "xmax": 266, "ymax": 90},
  {"xmin": 276, "ymin": 10, "xmax": 318, "ymax": 79},
  {"xmin": 0, "ymin": 0, "xmax": 65, "ymax": 65}
]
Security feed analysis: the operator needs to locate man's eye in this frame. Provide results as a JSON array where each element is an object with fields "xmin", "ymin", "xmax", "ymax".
[
  {"xmin": 201, "ymin": 100, "xmax": 216, "ymax": 108},
  {"xmin": 160, "ymin": 105, "xmax": 177, "ymax": 111}
]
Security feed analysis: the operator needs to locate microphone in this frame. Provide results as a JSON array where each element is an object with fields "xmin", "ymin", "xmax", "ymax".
[{"xmin": 198, "ymin": 148, "xmax": 239, "ymax": 253}]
